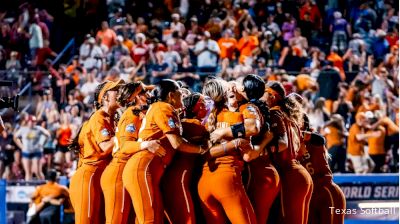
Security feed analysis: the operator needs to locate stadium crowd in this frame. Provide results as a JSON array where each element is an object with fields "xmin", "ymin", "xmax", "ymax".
[{"xmin": 0, "ymin": 0, "xmax": 398, "ymax": 184}]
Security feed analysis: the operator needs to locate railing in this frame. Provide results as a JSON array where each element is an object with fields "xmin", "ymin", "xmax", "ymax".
[{"xmin": 52, "ymin": 38, "xmax": 75, "ymax": 66}]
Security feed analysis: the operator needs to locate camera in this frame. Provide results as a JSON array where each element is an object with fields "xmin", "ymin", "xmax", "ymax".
[{"xmin": 0, "ymin": 80, "xmax": 19, "ymax": 111}]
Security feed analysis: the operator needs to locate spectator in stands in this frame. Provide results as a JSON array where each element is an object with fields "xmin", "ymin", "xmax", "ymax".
[
  {"xmin": 194, "ymin": 31, "xmax": 220, "ymax": 80},
  {"xmin": 330, "ymin": 11, "xmax": 351, "ymax": 54},
  {"xmin": 172, "ymin": 54, "xmax": 199, "ymax": 90},
  {"xmin": 13, "ymin": 115, "xmax": 50, "ymax": 180},
  {"xmin": 131, "ymin": 33, "xmax": 148, "ymax": 65},
  {"xmin": 151, "ymin": 51, "xmax": 171, "ymax": 84},
  {"xmin": 170, "ymin": 13, "xmax": 185, "ymax": 37},
  {"xmin": 317, "ymin": 60, "xmax": 342, "ymax": 113},
  {"xmin": 164, "ymin": 39, "xmax": 182, "ymax": 72},
  {"xmin": 237, "ymin": 29, "xmax": 259, "ymax": 65},
  {"xmin": 366, "ymin": 114, "xmax": 387, "ymax": 173},
  {"xmin": 27, "ymin": 18, "xmax": 44, "ymax": 60},
  {"xmin": 0, "ymin": 123, "xmax": 15, "ymax": 180},
  {"xmin": 30, "ymin": 169, "xmax": 69, "ymax": 224},
  {"xmin": 323, "ymin": 114, "xmax": 347, "ymax": 173},
  {"xmin": 348, "ymin": 33, "xmax": 366, "ymax": 57},
  {"xmin": 347, "ymin": 112, "xmax": 375, "ymax": 174},
  {"xmin": 281, "ymin": 14, "xmax": 297, "ymax": 45},
  {"xmin": 308, "ymin": 97, "xmax": 330, "ymax": 132},
  {"xmin": 327, "ymin": 46, "xmax": 345, "ymax": 80},
  {"xmin": 109, "ymin": 35, "xmax": 129, "ymax": 66},
  {"xmin": 54, "ymin": 113, "xmax": 73, "ymax": 175},
  {"xmin": 96, "ymin": 21, "xmax": 117, "ymax": 50},
  {"xmin": 35, "ymin": 40, "xmax": 57, "ymax": 67},
  {"xmin": 217, "ymin": 29, "xmax": 237, "ymax": 61},
  {"xmin": 373, "ymin": 30, "xmax": 390, "ymax": 60},
  {"xmin": 81, "ymin": 37, "xmax": 104, "ymax": 70},
  {"xmin": 289, "ymin": 28, "xmax": 308, "ymax": 56}
]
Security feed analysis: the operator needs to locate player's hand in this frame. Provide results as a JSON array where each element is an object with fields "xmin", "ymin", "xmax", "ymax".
[
  {"xmin": 210, "ymin": 128, "xmax": 225, "ymax": 144},
  {"xmin": 42, "ymin": 196, "xmax": 51, "ymax": 203},
  {"xmin": 144, "ymin": 140, "xmax": 166, "ymax": 157}
]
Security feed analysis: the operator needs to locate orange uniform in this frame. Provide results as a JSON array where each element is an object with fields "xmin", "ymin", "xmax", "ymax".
[
  {"xmin": 218, "ymin": 37, "xmax": 238, "ymax": 60},
  {"xmin": 162, "ymin": 118, "xmax": 209, "ymax": 224},
  {"xmin": 69, "ymin": 110, "xmax": 114, "ymax": 224},
  {"xmin": 299, "ymin": 132, "xmax": 346, "ymax": 224},
  {"xmin": 123, "ymin": 102, "xmax": 181, "ymax": 224},
  {"xmin": 101, "ymin": 107, "xmax": 144, "ymax": 224},
  {"xmin": 198, "ymin": 108, "xmax": 256, "ymax": 224},
  {"xmin": 238, "ymin": 103, "xmax": 280, "ymax": 224},
  {"xmin": 347, "ymin": 124, "xmax": 365, "ymax": 156},
  {"xmin": 268, "ymin": 107, "xmax": 313, "ymax": 224},
  {"xmin": 367, "ymin": 126, "xmax": 386, "ymax": 156}
]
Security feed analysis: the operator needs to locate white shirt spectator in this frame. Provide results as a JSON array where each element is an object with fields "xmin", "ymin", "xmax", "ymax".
[
  {"xmin": 29, "ymin": 23, "xmax": 43, "ymax": 49},
  {"xmin": 170, "ymin": 22, "xmax": 186, "ymax": 37},
  {"xmin": 194, "ymin": 39, "xmax": 220, "ymax": 68},
  {"xmin": 81, "ymin": 45, "xmax": 104, "ymax": 70}
]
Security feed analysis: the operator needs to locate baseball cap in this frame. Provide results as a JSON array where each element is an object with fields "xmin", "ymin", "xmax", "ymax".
[{"xmin": 98, "ymin": 79, "xmax": 124, "ymax": 103}]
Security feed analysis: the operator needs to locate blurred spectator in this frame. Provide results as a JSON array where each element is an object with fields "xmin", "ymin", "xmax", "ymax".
[
  {"xmin": 172, "ymin": 54, "xmax": 199, "ymax": 90},
  {"xmin": 30, "ymin": 169, "xmax": 69, "ymax": 224},
  {"xmin": 54, "ymin": 113, "xmax": 73, "ymax": 175},
  {"xmin": 323, "ymin": 114, "xmax": 347, "ymax": 173},
  {"xmin": 131, "ymin": 33, "xmax": 148, "ymax": 65},
  {"xmin": 373, "ymin": 29, "xmax": 390, "ymax": 60},
  {"xmin": 151, "ymin": 51, "xmax": 171, "ymax": 84},
  {"xmin": 281, "ymin": 14, "xmax": 297, "ymax": 45},
  {"xmin": 308, "ymin": 97, "xmax": 330, "ymax": 132},
  {"xmin": 327, "ymin": 46, "xmax": 345, "ymax": 80},
  {"xmin": 35, "ymin": 40, "xmax": 57, "ymax": 66},
  {"xmin": 299, "ymin": 0, "xmax": 322, "ymax": 30},
  {"xmin": 170, "ymin": 13, "xmax": 185, "ymax": 37},
  {"xmin": 96, "ymin": 21, "xmax": 117, "ymax": 50},
  {"xmin": 366, "ymin": 117, "xmax": 387, "ymax": 173},
  {"xmin": 109, "ymin": 35, "xmax": 129, "ymax": 66},
  {"xmin": 330, "ymin": 11, "xmax": 351, "ymax": 54},
  {"xmin": 218, "ymin": 29, "xmax": 237, "ymax": 61},
  {"xmin": 317, "ymin": 60, "xmax": 342, "ymax": 113},
  {"xmin": 164, "ymin": 39, "xmax": 182, "ymax": 72},
  {"xmin": 80, "ymin": 37, "xmax": 104, "ymax": 70},
  {"xmin": 194, "ymin": 31, "xmax": 220, "ymax": 80},
  {"xmin": 13, "ymin": 115, "xmax": 50, "ymax": 180},
  {"xmin": 347, "ymin": 112, "xmax": 375, "ymax": 174},
  {"xmin": 237, "ymin": 29, "xmax": 258, "ymax": 65},
  {"xmin": 0, "ymin": 123, "xmax": 15, "ymax": 180},
  {"xmin": 27, "ymin": 18, "xmax": 44, "ymax": 60}
]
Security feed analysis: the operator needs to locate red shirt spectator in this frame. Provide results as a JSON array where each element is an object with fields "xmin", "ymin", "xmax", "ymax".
[
  {"xmin": 299, "ymin": 0, "xmax": 321, "ymax": 30},
  {"xmin": 131, "ymin": 33, "xmax": 149, "ymax": 64}
]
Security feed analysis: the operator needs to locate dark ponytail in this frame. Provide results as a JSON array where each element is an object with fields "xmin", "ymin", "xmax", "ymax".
[
  {"xmin": 243, "ymin": 74, "xmax": 271, "ymax": 132},
  {"xmin": 148, "ymin": 79, "xmax": 180, "ymax": 104},
  {"xmin": 94, "ymin": 82, "xmax": 108, "ymax": 110},
  {"xmin": 267, "ymin": 81, "xmax": 304, "ymax": 127},
  {"xmin": 183, "ymin": 93, "xmax": 201, "ymax": 119},
  {"xmin": 117, "ymin": 82, "xmax": 142, "ymax": 107}
]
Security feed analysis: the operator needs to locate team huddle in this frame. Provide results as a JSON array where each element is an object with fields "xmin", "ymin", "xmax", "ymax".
[{"xmin": 68, "ymin": 74, "xmax": 346, "ymax": 224}]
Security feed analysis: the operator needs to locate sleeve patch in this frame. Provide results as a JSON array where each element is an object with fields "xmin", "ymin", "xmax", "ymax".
[
  {"xmin": 168, "ymin": 118, "xmax": 176, "ymax": 128},
  {"xmin": 101, "ymin": 128, "xmax": 110, "ymax": 137},
  {"xmin": 247, "ymin": 106, "xmax": 257, "ymax": 114},
  {"xmin": 125, "ymin": 124, "xmax": 136, "ymax": 133}
]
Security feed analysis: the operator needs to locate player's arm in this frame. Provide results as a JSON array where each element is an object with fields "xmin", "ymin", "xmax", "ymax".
[
  {"xmin": 210, "ymin": 118, "xmax": 260, "ymax": 143},
  {"xmin": 166, "ymin": 133, "xmax": 207, "ymax": 154}
]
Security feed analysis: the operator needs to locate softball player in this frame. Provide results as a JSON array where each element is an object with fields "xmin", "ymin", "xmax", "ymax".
[{"xmin": 69, "ymin": 80, "xmax": 122, "ymax": 224}]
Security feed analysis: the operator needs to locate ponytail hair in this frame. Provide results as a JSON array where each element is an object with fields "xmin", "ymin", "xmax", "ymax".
[
  {"xmin": 183, "ymin": 93, "xmax": 201, "ymax": 119},
  {"xmin": 202, "ymin": 79, "xmax": 226, "ymax": 132},
  {"xmin": 94, "ymin": 82, "xmax": 108, "ymax": 110},
  {"xmin": 267, "ymin": 81, "xmax": 304, "ymax": 127},
  {"xmin": 117, "ymin": 82, "xmax": 142, "ymax": 107},
  {"xmin": 148, "ymin": 79, "xmax": 180, "ymax": 104}
]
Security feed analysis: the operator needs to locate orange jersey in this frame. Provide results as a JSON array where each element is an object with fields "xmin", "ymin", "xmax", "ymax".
[
  {"xmin": 205, "ymin": 108, "xmax": 244, "ymax": 170},
  {"xmin": 58, "ymin": 126, "xmax": 72, "ymax": 146},
  {"xmin": 347, "ymin": 124, "xmax": 365, "ymax": 156},
  {"xmin": 367, "ymin": 126, "xmax": 386, "ymax": 155},
  {"xmin": 324, "ymin": 125, "xmax": 344, "ymax": 149},
  {"xmin": 79, "ymin": 110, "xmax": 114, "ymax": 165},
  {"xmin": 381, "ymin": 117, "xmax": 399, "ymax": 136},
  {"xmin": 181, "ymin": 118, "xmax": 209, "ymax": 145},
  {"xmin": 113, "ymin": 107, "xmax": 144, "ymax": 160},
  {"xmin": 218, "ymin": 37, "xmax": 238, "ymax": 59},
  {"xmin": 138, "ymin": 101, "xmax": 181, "ymax": 166},
  {"xmin": 299, "ymin": 132, "xmax": 332, "ymax": 185}
]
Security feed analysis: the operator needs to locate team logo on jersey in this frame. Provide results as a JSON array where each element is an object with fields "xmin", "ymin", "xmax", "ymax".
[
  {"xmin": 247, "ymin": 106, "xmax": 257, "ymax": 114},
  {"xmin": 126, "ymin": 124, "xmax": 136, "ymax": 133},
  {"xmin": 168, "ymin": 118, "xmax": 176, "ymax": 128},
  {"xmin": 101, "ymin": 128, "xmax": 110, "ymax": 136}
]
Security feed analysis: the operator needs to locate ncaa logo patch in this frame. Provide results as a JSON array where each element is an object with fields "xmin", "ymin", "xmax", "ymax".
[
  {"xmin": 168, "ymin": 118, "xmax": 176, "ymax": 128},
  {"xmin": 126, "ymin": 124, "xmax": 136, "ymax": 133},
  {"xmin": 101, "ymin": 128, "xmax": 110, "ymax": 136},
  {"xmin": 247, "ymin": 106, "xmax": 257, "ymax": 114}
]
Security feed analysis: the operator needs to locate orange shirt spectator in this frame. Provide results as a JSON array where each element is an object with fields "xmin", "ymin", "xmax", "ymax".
[
  {"xmin": 327, "ymin": 48, "xmax": 345, "ymax": 80},
  {"xmin": 237, "ymin": 30, "xmax": 259, "ymax": 64},
  {"xmin": 348, "ymin": 122, "xmax": 365, "ymax": 156},
  {"xmin": 218, "ymin": 33, "xmax": 237, "ymax": 60},
  {"xmin": 294, "ymin": 74, "xmax": 317, "ymax": 92},
  {"xmin": 123, "ymin": 38, "xmax": 135, "ymax": 54},
  {"xmin": 367, "ymin": 126, "xmax": 386, "ymax": 156},
  {"xmin": 96, "ymin": 21, "xmax": 117, "ymax": 49},
  {"xmin": 324, "ymin": 124, "xmax": 344, "ymax": 149}
]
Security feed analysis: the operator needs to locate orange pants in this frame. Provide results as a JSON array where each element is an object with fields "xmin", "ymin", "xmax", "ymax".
[
  {"xmin": 122, "ymin": 151, "xmax": 165, "ymax": 224},
  {"xmin": 162, "ymin": 153, "xmax": 197, "ymax": 224},
  {"xmin": 198, "ymin": 167, "xmax": 256, "ymax": 224},
  {"xmin": 309, "ymin": 182, "xmax": 345, "ymax": 224},
  {"xmin": 100, "ymin": 158, "xmax": 133, "ymax": 224},
  {"xmin": 279, "ymin": 163, "xmax": 313, "ymax": 224},
  {"xmin": 69, "ymin": 162, "xmax": 108, "ymax": 224},
  {"xmin": 247, "ymin": 157, "xmax": 281, "ymax": 224}
]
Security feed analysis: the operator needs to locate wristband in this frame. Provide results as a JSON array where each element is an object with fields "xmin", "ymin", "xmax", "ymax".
[{"xmin": 222, "ymin": 142, "xmax": 227, "ymax": 155}]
